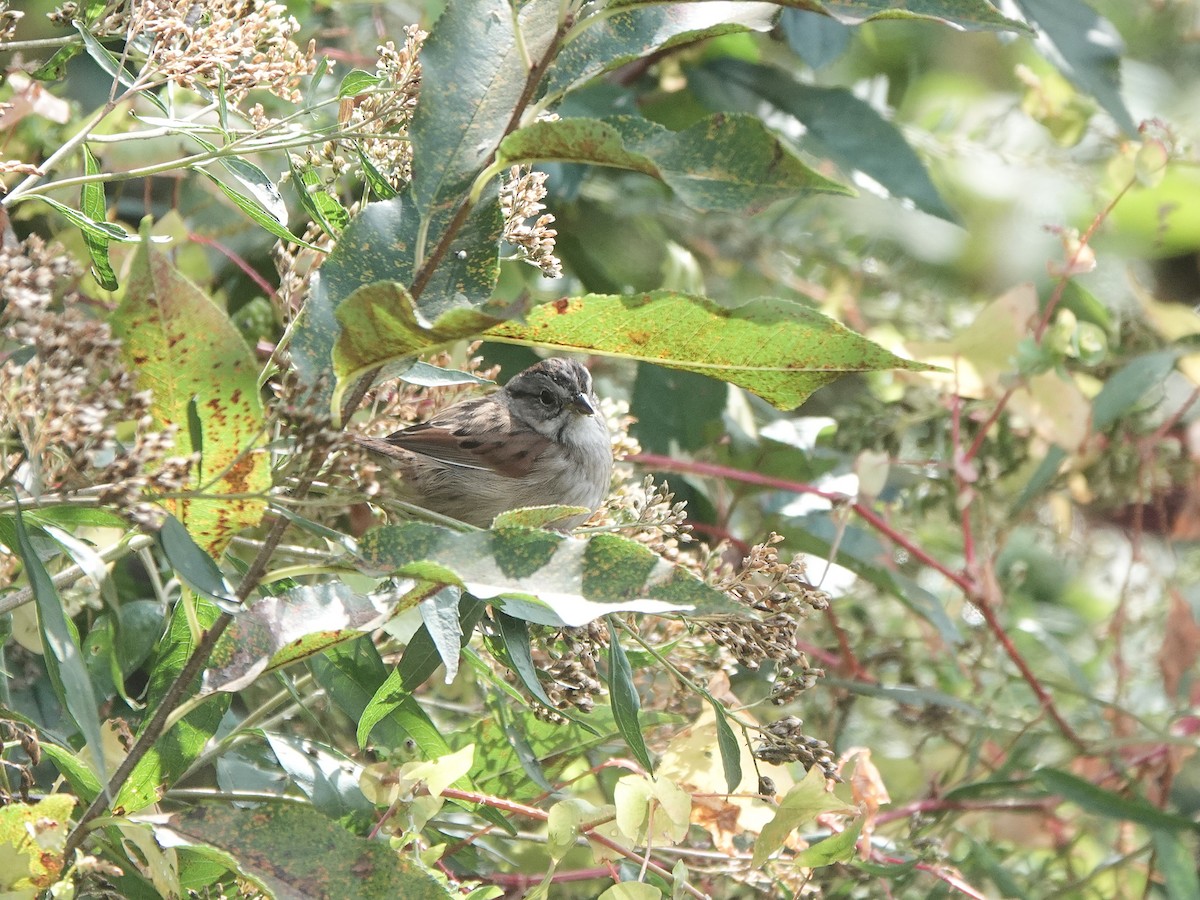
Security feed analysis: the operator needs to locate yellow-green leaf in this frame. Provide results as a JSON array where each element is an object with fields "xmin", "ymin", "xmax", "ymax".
[{"xmin": 112, "ymin": 233, "xmax": 269, "ymax": 554}]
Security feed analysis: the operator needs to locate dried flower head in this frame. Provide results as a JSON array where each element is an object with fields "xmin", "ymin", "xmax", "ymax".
[
  {"xmin": 500, "ymin": 165, "xmax": 562, "ymax": 278},
  {"xmin": 702, "ymin": 535, "xmax": 828, "ymax": 704},
  {"xmin": 753, "ymin": 715, "xmax": 839, "ymax": 780},
  {"xmin": 305, "ymin": 26, "xmax": 427, "ymax": 193},
  {"xmin": 128, "ymin": 0, "xmax": 316, "ymax": 104},
  {"xmin": 0, "ymin": 236, "xmax": 193, "ymax": 527},
  {"xmin": 0, "ymin": 1, "xmax": 23, "ymax": 42}
]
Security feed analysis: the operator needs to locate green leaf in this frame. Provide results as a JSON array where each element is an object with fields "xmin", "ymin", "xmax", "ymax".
[
  {"xmin": 1013, "ymin": 0, "xmax": 1136, "ymax": 134},
  {"xmin": 355, "ymin": 664, "xmax": 451, "ymax": 755},
  {"xmin": 793, "ymin": 819, "xmax": 864, "ymax": 867},
  {"xmin": 752, "ymin": 766, "xmax": 857, "ymax": 866},
  {"xmin": 264, "ymin": 733, "xmax": 373, "ymax": 820},
  {"xmin": 197, "ymin": 169, "xmax": 311, "ymax": 248},
  {"xmin": 112, "ymin": 231, "xmax": 271, "ymax": 554},
  {"xmin": 1034, "ymin": 768, "xmax": 1200, "ymax": 832},
  {"xmin": 116, "ymin": 597, "xmax": 229, "ymax": 814},
  {"xmin": 494, "ymin": 611, "xmax": 558, "ymax": 709},
  {"xmin": 397, "ymin": 360, "xmax": 495, "ymax": 388},
  {"xmin": 497, "ymin": 114, "xmax": 851, "ymax": 214},
  {"xmin": 158, "ymin": 515, "xmax": 232, "ymax": 605},
  {"xmin": 694, "ymin": 60, "xmax": 956, "ymax": 222},
  {"xmin": 333, "ymin": 290, "xmax": 932, "ymax": 413},
  {"xmin": 40, "ymin": 743, "xmax": 103, "ymax": 804},
  {"xmin": 483, "ymin": 293, "xmax": 935, "ymax": 411},
  {"xmin": 781, "ymin": 9, "xmax": 851, "ymax": 70},
  {"xmin": 748, "ymin": 0, "xmax": 1030, "ymax": 32},
  {"xmin": 220, "ymin": 155, "xmax": 287, "ymax": 225},
  {"xmin": 1153, "ymin": 829, "xmax": 1200, "ymax": 900},
  {"xmin": 167, "ymin": 803, "xmax": 454, "ymax": 899},
  {"xmin": 290, "ymin": 160, "xmax": 350, "ymax": 238},
  {"xmin": 338, "ymin": 68, "xmax": 383, "ymax": 97},
  {"xmin": 418, "ymin": 586, "xmax": 464, "ymax": 683},
  {"xmin": 32, "ymin": 43, "xmax": 81, "ymax": 80},
  {"xmin": 74, "ymin": 22, "xmax": 168, "ymax": 114},
  {"xmin": 711, "ymin": 701, "xmax": 743, "ymax": 795},
  {"xmin": 80, "ymin": 145, "xmax": 118, "ymax": 289},
  {"xmin": 608, "ymin": 620, "xmax": 653, "ymax": 773},
  {"xmin": 409, "ymin": 0, "xmax": 560, "ymax": 214},
  {"xmin": 11, "ymin": 501, "xmax": 107, "ymax": 784},
  {"xmin": 544, "ymin": 4, "xmax": 778, "ymax": 100},
  {"xmin": 32, "ymin": 195, "xmax": 136, "ymax": 242},
  {"xmin": 311, "ymin": 637, "xmax": 411, "ymax": 751},
  {"xmin": 1091, "ymin": 349, "xmax": 1178, "ymax": 432},
  {"xmin": 290, "ymin": 194, "xmax": 501, "ymax": 412},
  {"xmin": 396, "ymin": 594, "xmax": 488, "ymax": 698},
  {"xmin": 357, "ymin": 522, "xmax": 748, "ymax": 628}
]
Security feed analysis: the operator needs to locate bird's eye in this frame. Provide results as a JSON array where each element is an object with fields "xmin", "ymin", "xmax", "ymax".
[{"xmin": 539, "ymin": 389, "xmax": 557, "ymax": 407}]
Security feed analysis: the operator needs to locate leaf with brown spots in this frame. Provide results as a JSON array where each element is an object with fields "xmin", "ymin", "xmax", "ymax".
[
  {"xmin": 112, "ymin": 235, "xmax": 269, "ymax": 555},
  {"xmin": 333, "ymin": 290, "xmax": 936, "ymax": 411},
  {"xmin": 486, "ymin": 292, "xmax": 939, "ymax": 410}
]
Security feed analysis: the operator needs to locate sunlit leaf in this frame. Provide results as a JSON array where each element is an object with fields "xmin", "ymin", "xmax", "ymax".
[
  {"xmin": 357, "ymin": 522, "xmax": 747, "ymax": 627},
  {"xmin": 752, "ymin": 766, "xmax": 857, "ymax": 866},
  {"xmin": 113, "ymin": 233, "xmax": 271, "ymax": 555}
]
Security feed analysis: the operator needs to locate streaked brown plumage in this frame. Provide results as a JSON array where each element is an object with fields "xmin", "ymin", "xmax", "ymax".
[{"xmin": 356, "ymin": 358, "xmax": 612, "ymax": 528}]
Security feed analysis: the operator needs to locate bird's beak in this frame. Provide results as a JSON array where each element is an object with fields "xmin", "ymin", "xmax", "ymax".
[{"xmin": 570, "ymin": 392, "xmax": 595, "ymax": 416}]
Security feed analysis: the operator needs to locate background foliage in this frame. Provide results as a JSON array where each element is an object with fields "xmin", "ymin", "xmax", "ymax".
[{"xmin": 3, "ymin": 0, "xmax": 1200, "ymax": 897}]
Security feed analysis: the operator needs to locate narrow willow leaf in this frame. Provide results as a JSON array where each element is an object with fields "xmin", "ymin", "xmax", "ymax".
[
  {"xmin": 158, "ymin": 515, "xmax": 231, "ymax": 605},
  {"xmin": 80, "ymin": 145, "xmax": 117, "ymax": 289},
  {"xmin": 711, "ymin": 701, "xmax": 743, "ymax": 794},
  {"xmin": 396, "ymin": 594, "xmax": 487, "ymax": 698},
  {"xmin": 74, "ymin": 22, "xmax": 168, "ymax": 114},
  {"xmin": 497, "ymin": 114, "xmax": 851, "ymax": 214},
  {"xmin": 12, "ymin": 502, "xmax": 106, "ymax": 784},
  {"xmin": 1091, "ymin": 349, "xmax": 1178, "ymax": 432},
  {"xmin": 219, "ymin": 155, "xmax": 288, "ymax": 225},
  {"xmin": 34, "ymin": 195, "xmax": 135, "ymax": 242},
  {"xmin": 607, "ymin": 621, "xmax": 653, "ymax": 773},
  {"xmin": 1034, "ymin": 768, "xmax": 1199, "ymax": 831},
  {"xmin": 495, "ymin": 611, "xmax": 558, "ymax": 710},
  {"xmin": 196, "ymin": 170, "xmax": 312, "ymax": 248}
]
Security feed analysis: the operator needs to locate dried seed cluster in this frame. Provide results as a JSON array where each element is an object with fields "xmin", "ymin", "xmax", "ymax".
[
  {"xmin": 0, "ymin": 236, "xmax": 194, "ymax": 527},
  {"xmin": 500, "ymin": 165, "xmax": 562, "ymax": 279},
  {"xmin": 704, "ymin": 535, "xmax": 829, "ymax": 704},
  {"xmin": 136, "ymin": 0, "xmax": 315, "ymax": 103},
  {"xmin": 753, "ymin": 715, "xmax": 839, "ymax": 780}
]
